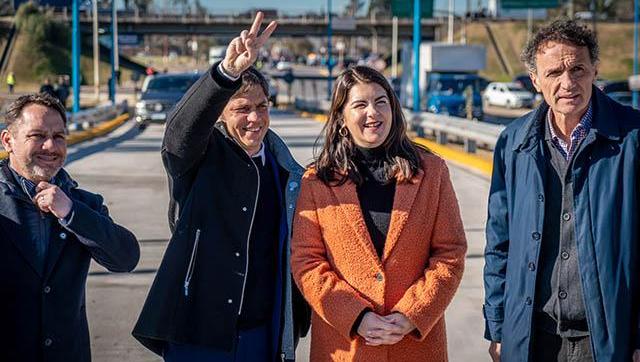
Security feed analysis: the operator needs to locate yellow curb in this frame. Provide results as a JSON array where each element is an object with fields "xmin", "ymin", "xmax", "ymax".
[
  {"xmin": 0, "ymin": 113, "xmax": 130, "ymax": 160},
  {"xmin": 413, "ymin": 137, "xmax": 493, "ymax": 177},
  {"xmin": 296, "ymin": 110, "xmax": 493, "ymax": 177}
]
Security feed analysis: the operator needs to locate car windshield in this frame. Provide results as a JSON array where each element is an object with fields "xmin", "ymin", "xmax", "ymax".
[
  {"xmin": 506, "ymin": 85, "xmax": 525, "ymax": 92},
  {"xmin": 146, "ymin": 76, "xmax": 198, "ymax": 92},
  {"xmin": 429, "ymin": 78, "xmax": 481, "ymax": 94}
]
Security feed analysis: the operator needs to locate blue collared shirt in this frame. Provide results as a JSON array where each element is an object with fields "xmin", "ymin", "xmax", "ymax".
[{"xmin": 547, "ymin": 103, "xmax": 593, "ymax": 160}]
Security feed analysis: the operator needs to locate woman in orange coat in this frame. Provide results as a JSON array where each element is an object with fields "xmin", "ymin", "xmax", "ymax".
[{"xmin": 291, "ymin": 66, "xmax": 467, "ymax": 361}]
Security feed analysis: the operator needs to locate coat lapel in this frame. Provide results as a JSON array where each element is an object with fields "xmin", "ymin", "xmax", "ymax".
[
  {"xmin": 331, "ymin": 181, "xmax": 382, "ymax": 267},
  {"xmin": 382, "ymin": 169, "xmax": 424, "ymax": 262},
  {"xmin": 0, "ymin": 190, "xmax": 44, "ymax": 277}
]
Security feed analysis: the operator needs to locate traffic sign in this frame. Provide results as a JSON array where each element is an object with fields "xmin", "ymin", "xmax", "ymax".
[
  {"xmin": 501, "ymin": 0, "xmax": 559, "ymax": 9},
  {"xmin": 392, "ymin": 0, "xmax": 433, "ymax": 18}
]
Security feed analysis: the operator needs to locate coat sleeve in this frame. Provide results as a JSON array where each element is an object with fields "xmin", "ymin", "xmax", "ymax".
[
  {"xmin": 391, "ymin": 159, "xmax": 467, "ymax": 341},
  {"xmin": 482, "ymin": 132, "xmax": 510, "ymax": 342},
  {"xmin": 290, "ymin": 174, "xmax": 374, "ymax": 341},
  {"xmin": 62, "ymin": 193, "xmax": 140, "ymax": 273},
  {"xmin": 161, "ymin": 63, "xmax": 241, "ymax": 180}
]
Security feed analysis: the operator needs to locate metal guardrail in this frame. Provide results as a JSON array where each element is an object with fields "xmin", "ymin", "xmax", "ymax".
[
  {"xmin": 293, "ymin": 97, "xmax": 505, "ymax": 153},
  {"xmin": 67, "ymin": 101, "xmax": 128, "ymax": 131},
  {"xmin": 411, "ymin": 111, "xmax": 505, "ymax": 152}
]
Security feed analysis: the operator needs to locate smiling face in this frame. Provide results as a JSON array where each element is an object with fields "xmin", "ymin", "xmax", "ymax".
[
  {"xmin": 530, "ymin": 41, "xmax": 597, "ymax": 119},
  {"xmin": 341, "ymin": 82, "xmax": 393, "ymax": 149},
  {"xmin": 220, "ymin": 85, "xmax": 270, "ymax": 155},
  {"xmin": 1, "ymin": 103, "xmax": 67, "ymax": 182}
]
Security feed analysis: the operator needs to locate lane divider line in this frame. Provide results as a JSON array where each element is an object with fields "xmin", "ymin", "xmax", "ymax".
[
  {"xmin": 0, "ymin": 113, "xmax": 130, "ymax": 160},
  {"xmin": 296, "ymin": 110, "xmax": 492, "ymax": 177}
]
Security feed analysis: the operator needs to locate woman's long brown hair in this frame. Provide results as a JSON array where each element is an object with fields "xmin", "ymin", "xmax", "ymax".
[{"xmin": 314, "ymin": 66, "xmax": 426, "ymax": 186}]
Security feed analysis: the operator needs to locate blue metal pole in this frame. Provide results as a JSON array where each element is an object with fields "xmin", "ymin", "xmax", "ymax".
[
  {"xmin": 110, "ymin": 0, "xmax": 116, "ymax": 104},
  {"xmin": 412, "ymin": 0, "xmax": 421, "ymax": 112},
  {"xmin": 327, "ymin": 0, "xmax": 333, "ymax": 100},
  {"xmin": 634, "ymin": 0, "xmax": 638, "ymax": 109},
  {"xmin": 72, "ymin": 0, "xmax": 80, "ymax": 113}
]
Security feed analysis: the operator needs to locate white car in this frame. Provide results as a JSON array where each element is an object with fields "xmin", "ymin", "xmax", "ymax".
[
  {"xmin": 276, "ymin": 61, "xmax": 293, "ymax": 71},
  {"xmin": 484, "ymin": 82, "xmax": 535, "ymax": 109}
]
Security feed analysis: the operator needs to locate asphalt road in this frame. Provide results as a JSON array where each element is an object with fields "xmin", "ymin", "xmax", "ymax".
[{"xmin": 64, "ymin": 110, "xmax": 491, "ymax": 362}]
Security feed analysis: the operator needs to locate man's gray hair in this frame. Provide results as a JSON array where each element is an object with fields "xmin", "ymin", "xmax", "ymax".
[{"xmin": 521, "ymin": 19, "xmax": 599, "ymax": 73}]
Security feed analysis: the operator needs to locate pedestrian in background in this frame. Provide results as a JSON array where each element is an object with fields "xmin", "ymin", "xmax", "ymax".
[
  {"xmin": 0, "ymin": 93, "xmax": 140, "ymax": 362},
  {"xmin": 291, "ymin": 66, "xmax": 467, "ymax": 361},
  {"xmin": 39, "ymin": 78, "xmax": 56, "ymax": 98},
  {"xmin": 6, "ymin": 71, "xmax": 15, "ymax": 94},
  {"xmin": 483, "ymin": 19, "xmax": 640, "ymax": 362}
]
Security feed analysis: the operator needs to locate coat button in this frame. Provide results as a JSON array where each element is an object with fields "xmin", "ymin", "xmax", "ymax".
[
  {"xmin": 528, "ymin": 262, "xmax": 536, "ymax": 271},
  {"xmin": 532, "ymin": 232, "xmax": 541, "ymax": 240},
  {"xmin": 59, "ymin": 232, "xmax": 67, "ymax": 240},
  {"xmin": 227, "ymin": 299, "xmax": 233, "ymax": 304},
  {"xmin": 562, "ymin": 213, "xmax": 571, "ymax": 221},
  {"xmin": 525, "ymin": 297, "xmax": 532, "ymax": 305},
  {"xmin": 44, "ymin": 338, "xmax": 52, "ymax": 347},
  {"xmin": 242, "ymin": 207, "xmax": 247, "ymax": 212},
  {"xmin": 43, "ymin": 286, "xmax": 51, "ymax": 294},
  {"xmin": 558, "ymin": 290, "xmax": 568, "ymax": 299},
  {"xmin": 375, "ymin": 272, "xmax": 383, "ymax": 282},
  {"xmin": 235, "ymin": 252, "xmax": 240, "ymax": 257},
  {"xmin": 288, "ymin": 204, "xmax": 293, "ymax": 209},
  {"xmin": 561, "ymin": 251, "xmax": 570, "ymax": 260},
  {"xmin": 537, "ymin": 194, "xmax": 544, "ymax": 202},
  {"xmin": 289, "ymin": 181, "xmax": 298, "ymax": 190}
]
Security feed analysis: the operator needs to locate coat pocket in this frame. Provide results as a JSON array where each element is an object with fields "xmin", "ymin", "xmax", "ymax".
[{"xmin": 183, "ymin": 228, "xmax": 201, "ymax": 297}]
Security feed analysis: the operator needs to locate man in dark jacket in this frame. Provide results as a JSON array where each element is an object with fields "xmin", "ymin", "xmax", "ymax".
[
  {"xmin": 0, "ymin": 93, "xmax": 140, "ymax": 362},
  {"xmin": 483, "ymin": 19, "xmax": 640, "ymax": 362},
  {"xmin": 132, "ymin": 12, "xmax": 310, "ymax": 362}
]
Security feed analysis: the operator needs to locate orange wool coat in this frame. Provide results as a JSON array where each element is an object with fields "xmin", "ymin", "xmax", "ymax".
[{"xmin": 291, "ymin": 152, "xmax": 467, "ymax": 362}]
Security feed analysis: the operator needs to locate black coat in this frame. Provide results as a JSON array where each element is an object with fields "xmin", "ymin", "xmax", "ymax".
[
  {"xmin": 0, "ymin": 160, "xmax": 140, "ymax": 362},
  {"xmin": 132, "ymin": 66, "xmax": 310, "ymax": 360}
]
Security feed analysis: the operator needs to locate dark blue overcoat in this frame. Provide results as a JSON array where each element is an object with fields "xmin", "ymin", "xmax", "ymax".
[{"xmin": 483, "ymin": 87, "xmax": 640, "ymax": 361}]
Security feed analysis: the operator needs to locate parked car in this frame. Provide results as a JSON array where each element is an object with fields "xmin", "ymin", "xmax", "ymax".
[
  {"xmin": 607, "ymin": 91, "xmax": 633, "ymax": 107},
  {"xmin": 512, "ymin": 74, "xmax": 536, "ymax": 94},
  {"xmin": 267, "ymin": 76, "xmax": 279, "ymax": 107},
  {"xmin": 484, "ymin": 82, "xmax": 535, "ymax": 109},
  {"xmin": 276, "ymin": 61, "xmax": 293, "ymax": 71},
  {"xmin": 595, "ymin": 80, "xmax": 629, "ymax": 94},
  {"xmin": 134, "ymin": 72, "xmax": 200, "ymax": 129}
]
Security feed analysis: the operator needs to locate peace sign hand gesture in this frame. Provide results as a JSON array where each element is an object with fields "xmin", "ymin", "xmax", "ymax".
[{"xmin": 221, "ymin": 12, "xmax": 277, "ymax": 79}]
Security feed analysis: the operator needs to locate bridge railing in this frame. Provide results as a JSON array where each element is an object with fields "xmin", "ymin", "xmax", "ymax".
[
  {"xmin": 67, "ymin": 101, "xmax": 128, "ymax": 131},
  {"xmin": 292, "ymin": 97, "xmax": 505, "ymax": 153}
]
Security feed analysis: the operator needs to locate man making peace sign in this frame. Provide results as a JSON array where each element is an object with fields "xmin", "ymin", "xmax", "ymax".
[{"xmin": 132, "ymin": 13, "xmax": 310, "ymax": 362}]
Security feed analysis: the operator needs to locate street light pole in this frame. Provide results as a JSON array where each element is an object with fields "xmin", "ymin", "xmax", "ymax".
[
  {"xmin": 93, "ymin": 0, "xmax": 100, "ymax": 102},
  {"xmin": 327, "ymin": 0, "xmax": 333, "ymax": 100},
  {"xmin": 634, "ymin": 0, "xmax": 639, "ymax": 109},
  {"xmin": 413, "ymin": 0, "xmax": 421, "ymax": 112},
  {"xmin": 110, "ymin": 0, "xmax": 118, "ymax": 104},
  {"xmin": 72, "ymin": 0, "xmax": 80, "ymax": 113}
]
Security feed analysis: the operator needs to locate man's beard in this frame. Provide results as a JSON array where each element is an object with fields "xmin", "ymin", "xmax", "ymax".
[{"xmin": 25, "ymin": 155, "xmax": 63, "ymax": 181}]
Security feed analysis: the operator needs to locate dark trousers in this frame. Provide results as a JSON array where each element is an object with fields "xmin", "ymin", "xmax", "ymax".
[
  {"xmin": 531, "ymin": 328, "xmax": 593, "ymax": 362},
  {"xmin": 163, "ymin": 324, "xmax": 271, "ymax": 362}
]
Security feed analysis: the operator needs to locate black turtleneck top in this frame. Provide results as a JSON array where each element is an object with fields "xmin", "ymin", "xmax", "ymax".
[{"xmin": 354, "ymin": 146, "xmax": 396, "ymax": 258}]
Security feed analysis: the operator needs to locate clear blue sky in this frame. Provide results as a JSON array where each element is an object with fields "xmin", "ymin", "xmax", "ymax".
[{"xmin": 151, "ymin": 0, "xmax": 490, "ymax": 16}]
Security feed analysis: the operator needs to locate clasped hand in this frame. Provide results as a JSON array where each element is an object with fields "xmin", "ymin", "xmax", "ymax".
[
  {"xmin": 33, "ymin": 182, "xmax": 73, "ymax": 220},
  {"xmin": 357, "ymin": 311, "xmax": 416, "ymax": 346}
]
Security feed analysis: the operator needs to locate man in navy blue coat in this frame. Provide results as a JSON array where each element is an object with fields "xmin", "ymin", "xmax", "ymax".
[
  {"xmin": 484, "ymin": 20, "xmax": 640, "ymax": 362},
  {"xmin": 0, "ymin": 93, "xmax": 140, "ymax": 362}
]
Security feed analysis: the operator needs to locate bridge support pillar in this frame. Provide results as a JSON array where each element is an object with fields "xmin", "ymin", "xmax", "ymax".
[
  {"xmin": 436, "ymin": 131, "xmax": 448, "ymax": 145},
  {"xmin": 464, "ymin": 138, "xmax": 477, "ymax": 153}
]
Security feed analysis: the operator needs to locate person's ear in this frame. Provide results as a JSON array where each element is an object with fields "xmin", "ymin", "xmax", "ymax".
[
  {"xmin": 529, "ymin": 71, "xmax": 542, "ymax": 93},
  {"xmin": 1, "ymin": 129, "xmax": 14, "ymax": 154}
]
